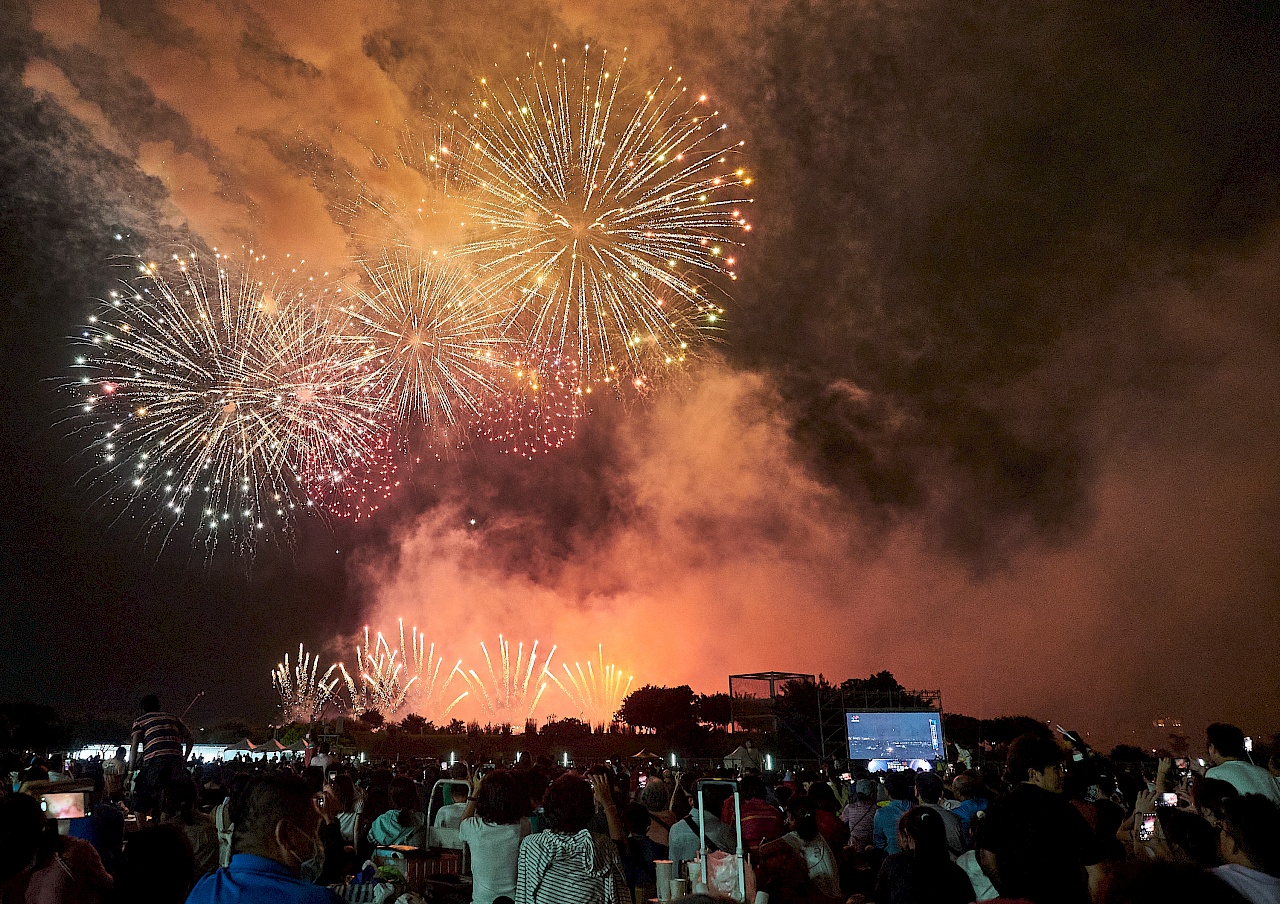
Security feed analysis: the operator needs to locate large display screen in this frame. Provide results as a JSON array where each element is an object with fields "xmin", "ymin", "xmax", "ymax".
[{"xmin": 846, "ymin": 711, "xmax": 944, "ymax": 761}]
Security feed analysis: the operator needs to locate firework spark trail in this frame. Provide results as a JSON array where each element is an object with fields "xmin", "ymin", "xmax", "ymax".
[
  {"xmin": 302, "ymin": 425, "xmax": 406, "ymax": 521},
  {"xmin": 397, "ymin": 618, "xmax": 468, "ymax": 722},
  {"xmin": 340, "ymin": 254, "xmax": 510, "ymax": 432},
  {"xmin": 454, "ymin": 46, "xmax": 751, "ymax": 387},
  {"xmin": 476, "ymin": 343, "xmax": 584, "ymax": 457},
  {"xmin": 544, "ymin": 644, "xmax": 634, "ymax": 726},
  {"xmin": 456, "ymin": 636, "xmax": 556, "ymax": 723},
  {"xmin": 337, "ymin": 120, "xmax": 474, "ymax": 260},
  {"xmin": 340, "ymin": 626, "xmax": 417, "ymax": 719},
  {"xmin": 70, "ymin": 250, "xmax": 382, "ymax": 554},
  {"xmin": 272, "ymin": 643, "xmax": 340, "ymax": 724}
]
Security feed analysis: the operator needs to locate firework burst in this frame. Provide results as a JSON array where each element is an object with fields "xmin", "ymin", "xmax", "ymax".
[
  {"xmin": 456, "ymin": 635, "xmax": 556, "ymax": 723},
  {"xmin": 337, "ymin": 120, "xmax": 474, "ymax": 260},
  {"xmin": 476, "ymin": 343, "xmax": 584, "ymax": 456},
  {"xmin": 545, "ymin": 645, "xmax": 634, "ymax": 727},
  {"xmin": 70, "ymin": 250, "xmax": 382, "ymax": 553},
  {"xmin": 340, "ymin": 254, "xmax": 509, "ymax": 431},
  {"xmin": 454, "ymin": 46, "xmax": 751, "ymax": 386},
  {"xmin": 397, "ymin": 618, "xmax": 468, "ymax": 722},
  {"xmin": 273, "ymin": 643, "xmax": 340, "ymax": 724}
]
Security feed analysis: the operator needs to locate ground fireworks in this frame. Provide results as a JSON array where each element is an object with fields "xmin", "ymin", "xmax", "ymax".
[
  {"xmin": 70, "ymin": 251, "xmax": 381, "ymax": 553},
  {"xmin": 340, "ymin": 253, "xmax": 509, "ymax": 431},
  {"xmin": 340, "ymin": 626, "xmax": 416, "ymax": 719},
  {"xmin": 455, "ymin": 45, "xmax": 751, "ymax": 387},
  {"xmin": 273, "ymin": 643, "xmax": 340, "ymax": 724},
  {"xmin": 397, "ymin": 619, "xmax": 468, "ymax": 722},
  {"xmin": 545, "ymin": 645, "xmax": 634, "ymax": 726},
  {"xmin": 456, "ymin": 635, "xmax": 556, "ymax": 723}
]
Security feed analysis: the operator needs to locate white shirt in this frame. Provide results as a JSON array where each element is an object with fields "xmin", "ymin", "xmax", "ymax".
[
  {"xmin": 668, "ymin": 810, "xmax": 736, "ymax": 863},
  {"xmin": 434, "ymin": 801, "xmax": 468, "ymax": 829},
  {"xmin": 1206, "ymin": 761, "xmax": 1280, "ymax": 805},
  {"xmin": 1213, "ymin": 864, "xmax": 1280, "ymax": 904},
  {"xmin": 459, "ymin": 816, "xmax": 530, "ymax": 904}
]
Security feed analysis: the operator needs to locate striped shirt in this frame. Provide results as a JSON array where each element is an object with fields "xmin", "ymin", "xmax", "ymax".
[
  {"xmin": 516, "ymin": 829, "xmax": 628, "ymax": 904},
  {"xmin": 131, "ymin": 711, "xmax": 190, "ymax": 763}
]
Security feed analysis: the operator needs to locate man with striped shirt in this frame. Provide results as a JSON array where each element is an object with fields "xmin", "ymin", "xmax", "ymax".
[{"xmin": 129, "ymin": 693, "xmax": 194, "ymax": 818}]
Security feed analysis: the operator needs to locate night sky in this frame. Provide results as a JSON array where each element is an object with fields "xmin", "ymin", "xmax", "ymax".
[{"xmin": 2, "ymin": 0, "xmax": 1279, "ymax": 746}]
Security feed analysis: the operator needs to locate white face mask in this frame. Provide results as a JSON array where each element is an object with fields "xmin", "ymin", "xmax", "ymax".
[{"xmin": 280, "ymin": 821, "xmax": 322, "ymax": 871}]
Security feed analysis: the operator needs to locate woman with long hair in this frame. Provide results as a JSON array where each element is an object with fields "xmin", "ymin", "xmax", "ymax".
[
  {"xmin": 367, "ymin": 775, "xmax": 428, "ymax": 848},
  {"xmin": 760, "ymin": 795, "xmax": 841, "ymax": 897},
  {"xmin": 873, "ymin": 805, "xmax": 974, "ymax": 904}
]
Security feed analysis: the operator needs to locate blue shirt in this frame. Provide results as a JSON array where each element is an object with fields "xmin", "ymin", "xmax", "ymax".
[
  {"xmin": 186, "ymin": 854, "xmax": 342, "ymax": 904},
  {"xmin": 872, "ymin": 800, "xmax": 912, "ymax": 855}
]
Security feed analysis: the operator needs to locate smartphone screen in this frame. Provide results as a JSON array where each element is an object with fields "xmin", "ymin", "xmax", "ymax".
[
  {"xmin": 638, "ymin": 775, "xmax": 647, "ymax": 788},
  {"xmin": 39, "ymin": 792, "xmax": 87, "ymax": 819},
  {"xmin": 1159, "ymin": 792, "xmax": 1179, "ymax": 807},
  {"xmin": 1137, "ymin": 814, "xmax": 1157, "ymax": 842}
]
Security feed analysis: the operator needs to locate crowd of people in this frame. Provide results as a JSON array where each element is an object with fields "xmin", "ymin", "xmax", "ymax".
[{"xmin": 2, "ymin": 696, "xmax": 1279, "ymax": 904}]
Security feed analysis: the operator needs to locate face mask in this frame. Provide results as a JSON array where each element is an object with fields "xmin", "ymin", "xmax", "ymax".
[{"xmin": 282, "ymin": 822, "xmax": 322, "ymax": 871}]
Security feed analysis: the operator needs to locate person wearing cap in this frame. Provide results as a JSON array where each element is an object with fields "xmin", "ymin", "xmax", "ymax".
[{"xmin": 841, "ymin": 778, "xmax": 879, "ymax": 851}]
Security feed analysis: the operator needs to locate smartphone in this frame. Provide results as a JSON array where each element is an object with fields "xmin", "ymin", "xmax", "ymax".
[
  {"xmin": 839, "ymin": 773, "xmax": 853, "ymax": 782},
  {"xmin": 39, "ymin": 791, "xmax": 88, "ymax": 819},
  {"xmin": 1174, "ymin": 758, "xmax": 1189, "ymax": 770},
  {"xmin": 637, "ymin": 774, "xmax": 648, "ymax": 789},
  {"xmin": 1159, "ymin": 792, "xmax": 1179, "ymax": 807},
  {"xmin": 1137, "ymin": 814, "xmax": 1157, "ymax": 842}
]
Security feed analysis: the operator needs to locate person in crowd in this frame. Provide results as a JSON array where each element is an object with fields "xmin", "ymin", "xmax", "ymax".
[
  {"xmin": 434, "ymin": 782, "xmax": 472, "ymax": 830},
  {"xmin": 620, "ymin": 801, "xmax": 666, "ymax": 897},
  {"xmin": 950, "ymin": 771, "xmax": 990, "ymax": 842},
  {"xmin": 1195, "ymin": 777, "xmax": 1242, "ymax": 826},
  {"xmin": 758, "ymin": 795, "xmax": 840, "ymax": 897},
  {"xmin": 309, "ymin": 743, "xmax": 332, "ymax": 772},
  {"xmin": 841, "ymin": 778, "xmax": 879, "ymax": 852},
  {"xmin": 915, "ymin": 771, "xmax": 966, "ymax": 856},
  {"xmin": 874, "ymin": 805, "xmax": 975, "ymax": 904},
  {"xmin": 975, "ymin": 733, "xmax": 1103, "ymax": 904},
  {"xmin": 524, "ymin": 769, "xmax": 551, "ymax": 834},
  {"xmin": 324, "ymin": 773, "xmax": 360, "ymax": 846},
  {"xmin": 101, "ymin": 747, "xmax": 127, "ymax": 800},
  {"xmin": 515, "ymin": 773, "xmax": 628, "ymax": 904},
  {"xmin": 807, "ymin": 780, "xmax": 850, "ymax": 850},
  {"xmin": 873, "ymin": 771, "xmax": 916, "ymax": 855},
  {"xmin": 368, "ymin": 775, "xmax": 428, "ymax": 848},
  {"xmin": 1211, "ymin": 794, "xmax": 1280, "ymax": 904},
  {"xmin": 1098, "ymin": 861, "xmax": 1251, "ymax": 904},
  {"xmin": 735, "ymin": 774, "xmax": 784, "ymax": 852},
  {"xmin": 186, "ymin": 773, "xmax": 343, "ymax": 904},
  {"xmin": 129, "ymin": 694, "xmax": 195, "ymax": 820},
  {"xmin": 637, "ymin": 776, "xmax": 675, "ymax": 848},
  {"xmin": 214, "ymin": 772, "xmax": 253, "ymax": 870},
  {"xmin": 162, "ymin": 777, "xmax": 221, "ymax": 877},
  {"xmin": 457, "ymin": 769, "xmax": 531, "ymax": 904},
  {"xmin": 668, "ymin": 780, "xmax": 735, "ymax": 863},
  {"xmin": 354, "ymin": 776, "xmax": 392, "ymax": 863},
  {"xmin": 1206, "ymin": 724, "xmax": 1280, "ymax": 805},
  {"xmin": 114, "ymin": 823, "xmax": 197, "ymax": 904},
  {"xmin": 0, "ymin": 791, "xmax": 114, "ymax": 903}
]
